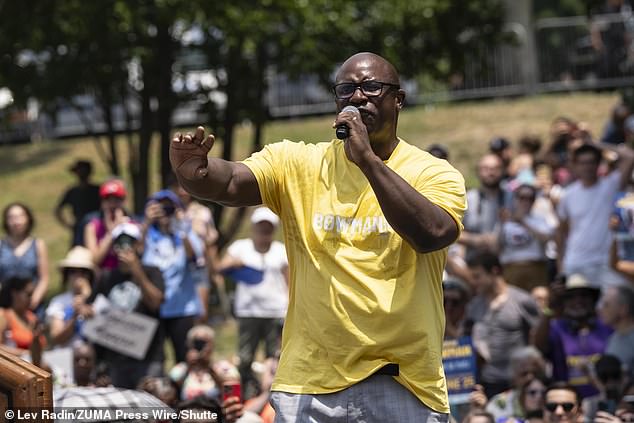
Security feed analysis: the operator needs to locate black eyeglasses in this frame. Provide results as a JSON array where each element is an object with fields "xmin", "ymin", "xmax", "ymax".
[
  {"xmin": 332, "ymin": 80, "xmax": 400, "ymax": 99},
  {"xmin": 545, "ymin": 402, "xmax": 576, "ymax": 412}
]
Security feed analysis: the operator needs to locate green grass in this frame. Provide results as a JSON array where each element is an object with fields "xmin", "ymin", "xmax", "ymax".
[{"xmin": 0, "ymin": 91, "xmax": 621, "ymax": 359}]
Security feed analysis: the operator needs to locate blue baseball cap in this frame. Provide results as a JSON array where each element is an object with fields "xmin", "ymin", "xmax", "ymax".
[{"xmin": 147, "ymin": 189, "xmax": 183, "ymax": 208}]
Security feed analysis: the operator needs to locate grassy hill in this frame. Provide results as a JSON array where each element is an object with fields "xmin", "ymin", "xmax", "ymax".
[{"xmin": 0, "ymin": 92, "xmax": 621, "ymax": 288}]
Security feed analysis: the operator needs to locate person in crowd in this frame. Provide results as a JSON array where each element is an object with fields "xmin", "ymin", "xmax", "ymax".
[
  {"xmin": 443, "ymin": 277, "xmax": 471, "ymax": 340},
  {"xmin": 72, "ymin": 341, "xmax": 98, "ymax": 387},
  {"xmin": 542, "ymin": 116, "xmax": 578, "ymax": 187},
  {"xmin": 462, "ymin": 410, "xmax": 496, "ymax": 423},
  {"xmin": 591, "ymin": 0, "xmax": 631, "ymax": 79},
  {"xmin": 46, "ymin": 246, "xmax": 95, "ymax": 348},
  {"xmin": 542, "ymin": 383, "xmax": 582, "ymax": 423},
  {"xmin": 497, "ymin": 184, "xmax": 555, "ymax": 290},
  {"xmin": 490, "ymin": 137, "xmax": 513, "ymax": 178},
  {"xmin": 598, "ymin": 285, "xmax": 634, "ymax": 379},
  {"xmin": 171, "ymin": 52, "xmax": 466, "ymax": 421},
  {"xmin": 173, "ymin": 181, "xmax": 220, "ymax": 324},
  {"xmin": 601, "ymin": 103, "xmax": 631, "ymax": 145},
  {"xmin": 517, "ymin": 375, "xmax": 548, "ymax": 423},
  {"xmin": 138, "ymin": 376, "xmax": 179, "ymax": 408},
  {"xmin": 169, "ymin": 324, "xmax": 239, "ymax": 401},
  {"xmin": 142, "ymin": 189, "xmax": 204, "ymax": 364},
  {"xmin": 84, "ymin": 179, "xmax": 131, "ymax": 271},
  {"xmin": 244, "ymin": 357, "xmax": 278, "ymax": 423},
  {"xmin": 611, "ymin": 185, "xmax": 634, "ymax": 281},
  {"xmin": 218, "ymin": 206, "xmax": 288, "ymax": 398},
  {"xmin": 459, "ymin": 154, "xmax": 507, "ymax": 261},
  {"xmin": 427, "ymin": 143, "xmax": 450, "ymax": 161},
  {"xmin": 584, "ymin": 354, "xmax": 626, "ymax": 422},
  {"xmin": 531, "ymin": 286, "xmax": 550, "ymax": 314},
  {"xmin": 465, "ymin": 252, "xmax": 540, "ymax": 398},
  {"xmin": 94, "ymin": 222, "xmax": 165, "ymax": 389},
  {"xmin": 0, "ymin": 203, "xmax": 49, "ymax": 309},
  {"xmin": 176, "ymin": 395, "xmax": 225, "ymax": 423},
  {"xmin": 557, "ymin": 143, "xmax": 634, "ymax": 287},
  {"xmin": 532, "ymin": 273, "xmax": 612, "ymax": 400},
  {"xmin": 614, "ymin": 382, "xmax": 634, "ymax": 423},
  {"xmin": 485, "ymin": 346, "xmax": 547, "ymax": 422},
  {"xmin": 54, "ymin": 159, "xmax": 101, "ymax": 246},
  {"xmin": 508, "ymin": 135, "xmax": 542, "ymax": 184},
  {"xmin": 0, "ymin": 276, "xmax": 46, "ymax": 357}
]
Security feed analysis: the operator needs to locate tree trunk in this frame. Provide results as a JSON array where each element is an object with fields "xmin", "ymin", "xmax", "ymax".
[
  {"xmin": 99, "ymin": 84, "xmax": 120, "ymax": 176},
  {"xmin": 132, "ymin": 86, "xmax": 153, "ymax": 215},
  {"xmin": 157, "ymin": 20, "xmax": 175, "ymax": 188},
  {"xmin": 213, "ymin": 39, "xmax": 243, "ymax": 226}
]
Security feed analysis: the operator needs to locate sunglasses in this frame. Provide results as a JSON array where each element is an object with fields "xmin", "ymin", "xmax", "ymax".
[
  {"xmin": 527, "ymin": 389, "xmax": 545, "ymax": 397},
  {"xmin": 545, "ymin": 402, "xmax": 576, "ymax": 412}
]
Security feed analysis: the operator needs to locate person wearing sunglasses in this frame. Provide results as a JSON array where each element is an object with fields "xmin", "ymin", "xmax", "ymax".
[
  {"xmin": 542, "ymin": 383, "xmax": 581, "ymax": 423},
  {"xmin": 170, "ymin": 52, "xmax": 466, "ymax": 421}
]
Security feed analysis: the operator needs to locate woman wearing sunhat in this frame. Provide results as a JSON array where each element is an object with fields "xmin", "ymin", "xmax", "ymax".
[{"xmin": 45, "ymin": 246, "xmax": 95, "ymax": 348}]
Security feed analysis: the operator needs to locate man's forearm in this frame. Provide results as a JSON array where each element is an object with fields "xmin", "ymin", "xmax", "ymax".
[
  {"xmin": 359, "ymin": 156, "xmax": 458, "ymax": 253},
  {"xmin": 176, "ymin": 159, "xmax": 261, "ymax": 207},
  {"xmin": 176, "ymin": 158, "xmax": 234, "ymax": 203}
]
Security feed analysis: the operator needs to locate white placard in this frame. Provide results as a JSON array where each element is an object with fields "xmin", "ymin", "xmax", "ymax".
[{"xmin": 82, "ymin": 296, "xmax": 158, "ymax": 360}]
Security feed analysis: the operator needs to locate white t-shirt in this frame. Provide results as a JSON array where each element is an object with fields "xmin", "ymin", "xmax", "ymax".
[
  {"xmin": 45, "ymin": 292, "xmax": 81, "ymax": 348},
  {"xmin": 558, "ymin": 171, "xmax": 621, "ymax": 272},
  {"xmin": 227, "ymin": 239, "xmax": 288, "ymax": 319},
  {"xmin": 499, "ymin": 213, "xmax": 555, "ymax": 264}
]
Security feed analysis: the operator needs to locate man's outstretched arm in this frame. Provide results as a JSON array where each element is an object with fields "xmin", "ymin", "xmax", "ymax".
[{"xmin": 170, "ymin": 126, "xmax": 262, "ymax": 207}]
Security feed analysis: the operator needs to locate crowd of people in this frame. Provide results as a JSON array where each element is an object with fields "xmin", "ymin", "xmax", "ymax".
[
  {"xmin": 436, "ymin": 104, "xmax": 634, "ymax": 423},
  {"xmin": 0, "ymin": 159, "xmax": 287, "ymax": 422},
  {"xmin": 3, "ymin": 90, "xmax": 634, "ymax": 423}
]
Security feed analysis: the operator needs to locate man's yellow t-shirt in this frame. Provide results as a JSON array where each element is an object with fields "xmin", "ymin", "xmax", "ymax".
[{"xmin": 243, "ymin": 138, "xmax": 466, "ymax": 413}]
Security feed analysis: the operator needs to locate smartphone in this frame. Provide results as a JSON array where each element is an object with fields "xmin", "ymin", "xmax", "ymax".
[
  {"xmin": 222, "ymin": 381, "xmax": 242, "ymax": 403},
  {"xmin": 598, "ymin": 399, "xmax": 617, "ymax": 415}
]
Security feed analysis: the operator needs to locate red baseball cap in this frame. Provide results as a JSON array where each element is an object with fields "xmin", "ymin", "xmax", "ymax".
[{"xmin": 99, "ymin": 179, "xmax": 127, "ymax": 199}]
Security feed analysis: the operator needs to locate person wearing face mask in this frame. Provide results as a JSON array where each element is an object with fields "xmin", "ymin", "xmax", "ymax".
[{"xmin": 532, "ymin": 274, "xmax": 613, "ymax": 400}]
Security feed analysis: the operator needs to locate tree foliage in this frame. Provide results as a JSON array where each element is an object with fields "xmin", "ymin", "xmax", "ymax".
[{"xmin": 0, "ymin": 0, "xmax": 505, "ymax": 225}]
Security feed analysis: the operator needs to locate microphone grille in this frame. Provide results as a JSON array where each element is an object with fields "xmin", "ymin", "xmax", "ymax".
[{"xmin": 341, "ymin": 105, "xmax": 359, "ymax": 114}]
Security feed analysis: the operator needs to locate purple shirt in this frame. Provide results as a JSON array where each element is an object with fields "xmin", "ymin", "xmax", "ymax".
[{"xmin": 548, "ymin": 318, "xmax": 613, "ymax": 398}]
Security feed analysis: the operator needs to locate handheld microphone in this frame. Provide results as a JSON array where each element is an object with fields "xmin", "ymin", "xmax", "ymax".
[{"xmin": 335, "ymin": 106, "xmax": 360, "ymax": 140}]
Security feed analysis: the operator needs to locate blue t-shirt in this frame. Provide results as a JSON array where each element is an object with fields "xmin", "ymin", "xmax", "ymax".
[{"xmin": 142, "ymin": 225, "xmax": 203, "ymax": 318}]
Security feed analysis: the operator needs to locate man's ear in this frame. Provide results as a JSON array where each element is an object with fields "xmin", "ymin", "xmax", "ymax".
[{"xmin": 396, "ymin": 89, "xmax": 405, "ymax": 110}]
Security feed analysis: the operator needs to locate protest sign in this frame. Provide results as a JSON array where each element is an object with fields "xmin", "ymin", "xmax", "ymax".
[{"xmin": 443, "ymin": 336, "xmax": 477, "ymax": 405}]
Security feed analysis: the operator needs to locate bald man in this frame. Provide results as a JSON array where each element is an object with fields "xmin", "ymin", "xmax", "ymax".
[{"xmin": 170, "ymin": 52, "xmax": 466, "ymax": 422}]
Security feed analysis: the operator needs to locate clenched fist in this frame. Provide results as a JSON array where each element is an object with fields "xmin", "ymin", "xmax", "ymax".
[{"xmin": 170, "ymin": 126, "xmax": 215, "ymax": 181}]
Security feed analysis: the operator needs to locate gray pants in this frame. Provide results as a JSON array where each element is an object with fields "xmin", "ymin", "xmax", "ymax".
[
  {"xmin": 270, "ymin": 374, "xmax": 449, "ymax": 423},
  {"xmin": 238, "ymin": 317, "xmax": 283, "ymax": 395}
]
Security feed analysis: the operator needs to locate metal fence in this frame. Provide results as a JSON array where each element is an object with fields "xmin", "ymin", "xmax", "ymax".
[
  {"xmin": 266, "ymin": 12, "xmax": 634, "ymax": 116},
  {"xmin": 4, "ymin": 13, "xmax": 634, "ymax": 142}
]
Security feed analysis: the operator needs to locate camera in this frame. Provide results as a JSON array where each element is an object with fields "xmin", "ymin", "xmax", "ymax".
[
  {"xmin": 162, "ymin": 203, "xmax": 176, "ymax": 217},
  {"xmin": 192, "ymin": 339, "xmax": 207, "ymax": 352},
  {"xmin": 113, "ymin": 234, "xmax": 136, "ymax": 251}
]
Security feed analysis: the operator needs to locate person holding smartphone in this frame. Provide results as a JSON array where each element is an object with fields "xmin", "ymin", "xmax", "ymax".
[
  {"xmin": 168, "ymin": 324, "xmax": 240, "ymax": 403},
  {"xmin": 92, "ymin": 222, "xmax": 165, "ymax": 389}
]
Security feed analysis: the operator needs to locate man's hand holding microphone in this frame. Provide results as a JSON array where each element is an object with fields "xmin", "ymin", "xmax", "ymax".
[{"xmin": 333, "ymin": 105, "xmax": 375, "ymax": 168}]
